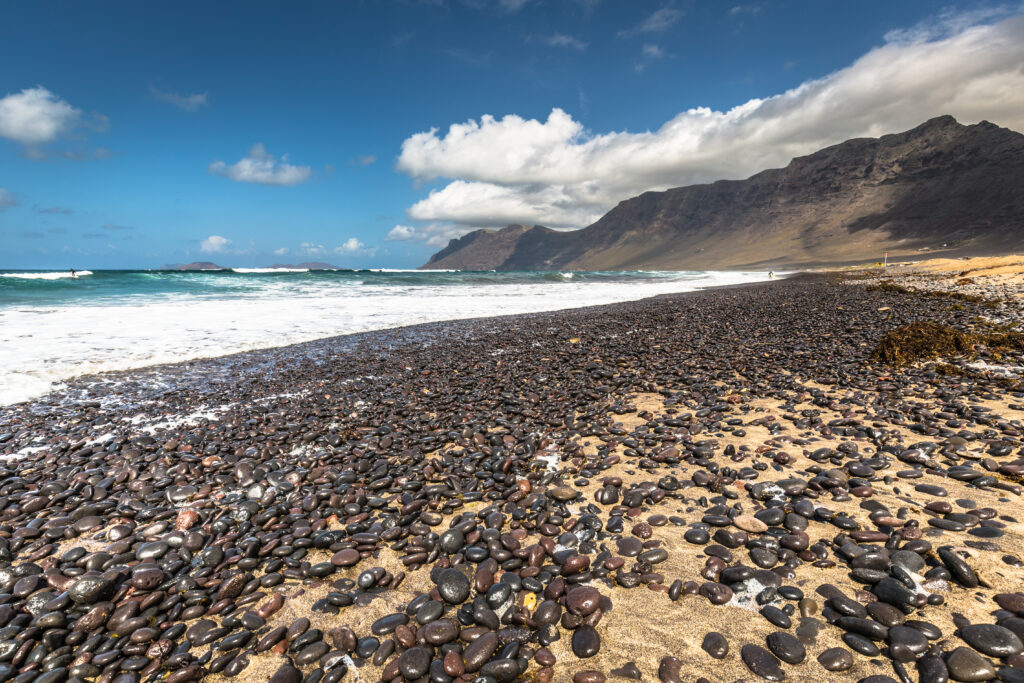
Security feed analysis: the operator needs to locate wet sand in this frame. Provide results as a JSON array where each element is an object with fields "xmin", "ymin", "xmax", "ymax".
[{"xmin": 2, "ymin": 264, "xmax": 1024, "ymax": 683}]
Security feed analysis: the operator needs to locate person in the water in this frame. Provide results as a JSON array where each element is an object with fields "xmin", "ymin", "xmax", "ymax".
[
  {"xmin": 70, "ymin": 268, "xmax": 76, "ymax": 278},
  {"xmin": 769, "ymin": 270, "xmax": 775, "ymax": 279}
]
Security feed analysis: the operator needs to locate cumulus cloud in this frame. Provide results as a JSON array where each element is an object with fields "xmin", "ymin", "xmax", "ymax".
[
  {"xmin": 300, "ymin": 242, "xmax": 326, "ymax": 256},
  {"xmin": 200, "ymin": 235, "xmax": 231, "ymax": 253},
  {"xmin": 0, "ymin": 188, "xmax": 18, "ymax": 212},
  {"xmin": 149, "ymin": 86, "xmax": 208, "ymax": 112},
  {"xmin": 397, "ymin": 13, "xmax": 1024, "ymax": 236},
  {"xmin": 209, "ymin": 144, "xmax": 312, "ymax": 186},
  {"xmin": 357, "ymin": 154, "xmax": 377, "ymax": 165},
  {"xmin": 618, "ymin": 6, "xmax": 683, "ymax": 37},
  {"xmin": 333, "ymin": 237, "xmax": 366, "ymax": 253},
  {"xmin": 386, "ymin": 225, "xmax": 418, "ymax": 241},
  {"xmin": 541, "ymin": 33, "xmax": 587, "ymax": 50},
  {"xmin": 0, "ymin": 87, "xmax": 82, "ymax": 145},
  {"xmin": 273, "ymin": 247, "xmax": 289, "ymax": 256}
]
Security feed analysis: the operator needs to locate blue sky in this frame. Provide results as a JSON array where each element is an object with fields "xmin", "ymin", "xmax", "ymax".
[{"xmin": 1, "ymin": 1, "xmax": 1022, "ymax": 269}]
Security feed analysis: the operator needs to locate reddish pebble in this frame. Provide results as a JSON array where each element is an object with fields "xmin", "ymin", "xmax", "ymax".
[
  {"xmin": 256, "ymin": 594, "xmax": 283, "ymax": 619},
  {"xmin": 443, "ymin": 650, "xmax": 464, "ymax": 677}
]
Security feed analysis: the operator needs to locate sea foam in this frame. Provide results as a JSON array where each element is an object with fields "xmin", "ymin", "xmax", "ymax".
[{"xmin": 0, "ymin": 270, "xmax": 776, "ymax": 406}]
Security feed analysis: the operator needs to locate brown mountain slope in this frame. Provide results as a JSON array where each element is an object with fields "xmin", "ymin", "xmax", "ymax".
[{"xmin": 421, "ymin": 116, "xmax": 1024, "ymax": 270}]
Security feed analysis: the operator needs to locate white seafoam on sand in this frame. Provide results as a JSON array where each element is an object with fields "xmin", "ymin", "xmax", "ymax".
[{"xmin": 0, "ymin": 271, "xmax": 774, "ymax": 406}]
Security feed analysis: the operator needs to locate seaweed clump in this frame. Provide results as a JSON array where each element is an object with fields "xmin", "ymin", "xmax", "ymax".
[
  {"xmin": 874, "ymin": 323, "xmax": 1024, "ymax": 366},
  {"xmin": 980, "ymin": 331, "xmax": 1024, "ymax": 352},
  {"xmin": 873, "ymin": 322, "xmax": 974, "ymax": 366},
  {"xmin": 864, "ymin": 280, "xmax": 998, "ymax": 306},
  {"xmin": 866, "ymin": 281, "xmax": 913, "ymax": 294}
]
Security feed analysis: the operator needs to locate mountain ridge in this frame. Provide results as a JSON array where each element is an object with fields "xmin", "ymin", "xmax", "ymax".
[{"xmin": 421, "ymin": 116, "xmax": 1024, "ymax": 270}]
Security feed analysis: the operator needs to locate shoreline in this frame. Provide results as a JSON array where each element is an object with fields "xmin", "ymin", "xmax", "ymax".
[
  {"xmin": 0, "ymin": 269, "xmax": 778, "ymax": 412},
  {"xmin": 1, "ymin": 263, "xmax": 1024, "ymax": 682}
]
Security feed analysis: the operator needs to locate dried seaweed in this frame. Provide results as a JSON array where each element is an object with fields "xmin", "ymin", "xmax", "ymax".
[{"xmin": 872, "ymin": 322, "xmax": 975, "ymax": 366}]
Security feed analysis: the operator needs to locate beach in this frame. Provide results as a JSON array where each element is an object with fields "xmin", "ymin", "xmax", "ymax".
[{"xmin": 2, "ymin": 260, "xmax": 1024, "ymax": 683}]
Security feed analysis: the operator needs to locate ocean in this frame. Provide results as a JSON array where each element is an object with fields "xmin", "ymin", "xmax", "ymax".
[{"xmin": 0, "ymin": 268, "xmax": 774, "ymax": 406}]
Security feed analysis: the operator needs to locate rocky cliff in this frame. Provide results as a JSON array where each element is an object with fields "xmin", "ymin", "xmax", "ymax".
[{"xmin": 422, "ymin": 116, "xmax": 1024, "ymax": 270}]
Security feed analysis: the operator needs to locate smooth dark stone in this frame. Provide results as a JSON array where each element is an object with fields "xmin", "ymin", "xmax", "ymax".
[
  {"xmin": 437, "ymin": 569, "xmax": 471, "ymax": 605},
  {"xmin": 761, "ymin": 605, "xmax": 792, "ymax": 629},
  {"xmin": 843, "ymin": 632, "xmax": 881, "ymax": 657},
  {"xmin": 398, "ymin": 647, "xmax": 431, "ymax": 679},
  {"xmin": 917, "ymin": 654, "xmax": 949, "ymax": 683},
  {"xmin": 938, "ymin": 548, "xmax": 979, "ymax": 588},
  {"xmin": 572, "ymin": 625, "xmax": 600, "ymax": 659},
  {"xmin": 766, "ymin": 631, "xmax": 805, "ymax": 664},
  {"xmin": 945, "ymin": 646, "xmax": 996, "ymax": 681},
  {"xmin": 817, "ymin": 647, "xmax": 853, "ymax": 671},
  {"xmin": 656, "ymin": 657, "xmax": 680, "ymax": 683},
  {"xmin": 701, "ymin": 632, "xmax": 728, "ymax": 659},
  {"xmin": 960, "ymin": 624, "xmax": 1023, "ymax": 658},
  {"xmin": 835, "ymin": 616, "xmax": 889, "ymax": 641},
  {"xmin": 463, "ymin": 631, "xmax": 497, "ymax": 672},
  {"xmin": 888, "ymin": 625, "xmax": 929, "ymax": 661},
  {"xmin": 611, "ymin": 661, "xmax": 643, "ymax": 680},
  {"xmin": 740, "ymin": 644, "xmax": 785, "ymax": 681}
]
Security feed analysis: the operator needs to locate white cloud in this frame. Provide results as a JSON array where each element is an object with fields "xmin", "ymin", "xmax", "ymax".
[
  {"xmin": 335, "ymin": 238, "xmax": 365, "ymax": 254},
  {"xmin": 730, "ymin": 4, "xmax": 762, "ymax": 16},
  {"xmin": 273, "ymin": 247, "xmax": 289, "ymax": 256},
  {"xmin": 618, "ymin": 6, "xmax": 683, "ymax": 37},
  {"xmin": 386, "ymin": 225, "xmax": 418, "ymax": 241},
  {"xmin": 0, "ymin": 87, "xmax": 82, "ymax": 145},
  {"xmin": 209, "ymin": 143, "xmax": 312, "ymax": 186},
  {"xmin": 408, "ymin": 180, "xmax": 596, "ymax": 228},
  {"xmin": 300, "ymin": 242, "xmax": 327, "ymax": 256},
  {"xmin": 636, "ymin": 43, "xmax": 667, "ymax": 71},
  {"xmin": 642, "ymin": 44, "xmax": 665, "ymax": 59},
  {"xmin": 0, "ymin": 188, "xmax": 18, "ymax": 212},
  {"xmin": 323, "ymin": 238, "xmax": 378, "ymax": 257},
  {"xmin": 150, "ymin": 86, "xmax": 208, "ymax": 112},
  {"xmin": 200, "ymin": 235, "xmax": 231, "ymax": 253},
  {"xmin": 397, "ymin": 13, "xmax": 1024, "ymax": 235},
  {"xmin": 883, "ymin": 5, "xmax": 1013, "ymax": 43},
  {"xmin": 542, "ymin": 33, "xmax": 587, "ymax": 50}
]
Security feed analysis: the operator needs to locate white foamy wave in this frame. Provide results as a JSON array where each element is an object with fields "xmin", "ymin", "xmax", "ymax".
[
  {"xmin": 365, "ymin": 268, "xmax": 460, "ymax": 272},
  {"xmin": 231, "ymin": 268, "xmax": 309, "ymax": 274},
  {"xmin": 1, "ymin": 270, "xmax": 93, "ymax": 280},
  {"xmin": 0, "ymin": 270, "xmax": 776, "ymax": 406}
]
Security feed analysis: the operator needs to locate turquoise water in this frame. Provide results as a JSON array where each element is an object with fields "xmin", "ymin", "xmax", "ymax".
[
  {"xmin": 0, "ymin": 268, "xmax": 680, "ymax": 307},
  {"xmin": 0, "ymin": 268, "xmax": 774, "ymax": 405}
]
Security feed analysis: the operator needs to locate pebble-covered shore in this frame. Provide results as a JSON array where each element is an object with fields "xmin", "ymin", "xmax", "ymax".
[{"xmin": 3, "ymin": 271, "xmax": 1024, "ymax": 683}]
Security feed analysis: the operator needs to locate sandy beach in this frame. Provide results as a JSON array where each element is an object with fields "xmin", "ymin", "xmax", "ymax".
[{"xmin": 2, "ymin": 257, "xmax": 1024, "ymax": 683}]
